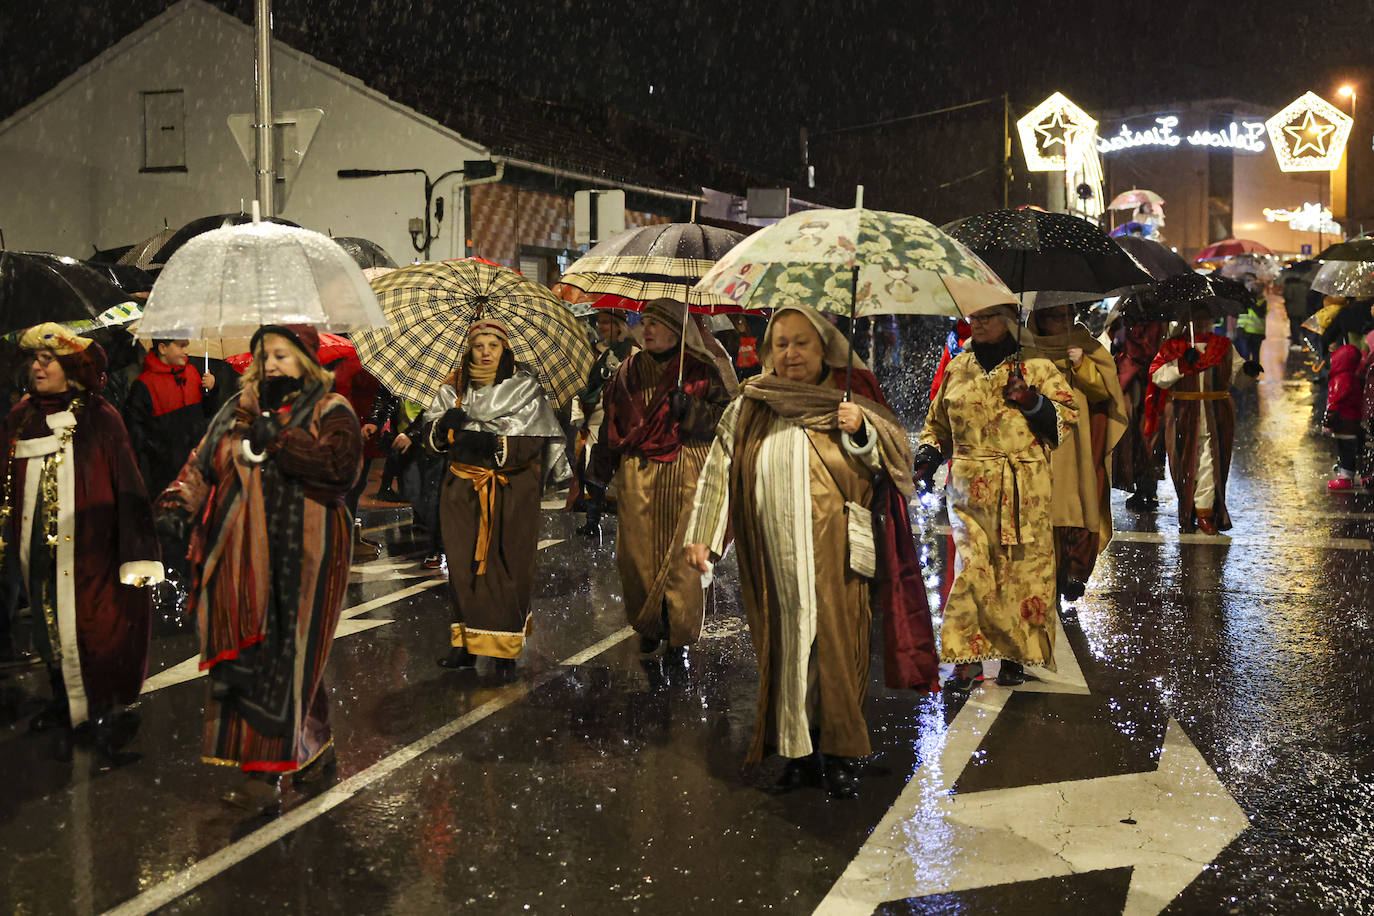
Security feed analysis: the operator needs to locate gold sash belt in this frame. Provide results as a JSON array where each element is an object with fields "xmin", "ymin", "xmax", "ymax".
[{"xmin": 1170, "ymin": 391, "xmax": 1228, "ymax": 401}]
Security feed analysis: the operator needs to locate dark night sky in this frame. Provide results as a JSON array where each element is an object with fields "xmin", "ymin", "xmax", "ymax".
[{"xmin": 3, "ymin": 0, "xmax": 1372, "ymax": 175}]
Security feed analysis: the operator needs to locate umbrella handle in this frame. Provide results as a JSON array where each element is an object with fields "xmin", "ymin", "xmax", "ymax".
[
  {"xmin": 844, "ymin": 264, "xmax": 858, "ymax": 401},
  {"xmin": 677, "ymin": 310, "xmax": 689, "ymax": 386}
]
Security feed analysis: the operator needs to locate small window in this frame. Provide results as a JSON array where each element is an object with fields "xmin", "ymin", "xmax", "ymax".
[{"xmin": 142, "ymin": 90, "xmax": 186, "ymax": 173}]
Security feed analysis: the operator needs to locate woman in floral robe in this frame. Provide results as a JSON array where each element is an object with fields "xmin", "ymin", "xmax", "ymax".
[{"xmin": 915, "ymin": 304, "xmax": 1077, "ymax": 691}]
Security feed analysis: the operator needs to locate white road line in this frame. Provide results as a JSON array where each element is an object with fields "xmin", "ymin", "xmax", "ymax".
[
  {"xmin": 1109, "ymin": 529, "xmax": 1372, "ymax": 551},
  {"xmin": 104, "ymin": 625, "xmax": 637, "ymax": 916}
]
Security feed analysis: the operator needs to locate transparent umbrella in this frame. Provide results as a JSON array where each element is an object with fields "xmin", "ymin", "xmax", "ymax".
[
  {"xmin": 1312, "ymin": 260, "xmax": 1374, "ymax": 297},
  {"xmin": 140, "ymin": 211, "xmax": 387, "ymax": 338}
]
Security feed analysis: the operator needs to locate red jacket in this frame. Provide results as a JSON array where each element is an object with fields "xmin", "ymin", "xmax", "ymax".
[
  {"xmin": 125, "ymin": 353, "xmax": 216, "ymax": 496},
  {"xmin": 1326, "ymin": 345, "xmax": 1363, "ymax": 430}
]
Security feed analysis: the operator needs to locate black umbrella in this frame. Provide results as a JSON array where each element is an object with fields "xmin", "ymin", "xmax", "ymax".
[
  {"xmin": 1112, "ymin": 235, "xmax": 1193, "ymax": 281},
  {"xmin": 84, "ymin": 261, "xmax": 156, "ymax": 295},
  {"xmin": 1315, "ymin": 237, "xmax": 1374, "ymax": 262},
  {"xmin": 151, "ymin": 213, "xmax": 300, "ymax": 266},
  {"xmin": 332, "ymin": 236, "xmax": 398, "ymax": 270},
  {"xmin": 0, "ymin": 252, "xmax": 133, "ymax": 333},
  {"xmin": 1155, "ymin": 272, "xmax": 1255, "ymax": 319},
  {"xmin": 943, "ymin": 209, "xmax": 1152, "ymax": 302}
]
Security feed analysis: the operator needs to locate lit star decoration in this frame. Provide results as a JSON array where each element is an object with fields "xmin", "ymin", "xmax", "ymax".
[
  {"xmin": 1017, "ymin": 92, "xmax": 1098, "ymax": 171},
  {"xmin": 1265, "ymin": 91, "xmax": 1353, "ymax": 172}
]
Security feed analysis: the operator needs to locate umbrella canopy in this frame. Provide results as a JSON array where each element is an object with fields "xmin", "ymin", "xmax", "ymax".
[
  {"xmin": 0, "ymin": 251, "xmax": 135, "ymax": 334},
  {"xmin": 1311, "ymin": 260, "xmax": 1374, "ymax": 297},
  {"xmin": 1315, "ymin": 237, "xmax": 1374, "ymax": 262},
  {"xmin": 1217, "ymin": 252, "xmax": 1281, "ymax": 283},
  {"xmin": 944, "ymin": 208, "xmax": 1152, "ymax": 303},
  {"xmin": 225, "ymin": 331, "xmax": 356, "ymax": 373},
  {"xmin": 151, "ymin": 212, "xmax": 300, "ymax": 266},
  {"xmin": 333, "ymin": 236, "xmax": 398, "ymax": 270},
  {"xmin": 352, "ymin": 259, "xmax": 594, "ymax": 407},
  {"xmin": 1155, "ymin": 272, "xmax": 1256, "ymax": 318},
  {"xmin": 116, "ymin": 227, "xmax": 177, "ymax": 271},
  {"xmin": 139, "ymin": 218, "xmax": 386, "ymax": 338},
  {"xmin": 556, "ymin": 222, "xmax": 747, "ymax": 314},
  {"xmin": 696, "ymin": 206, "xmax": 1015, "ymax": 319},
  {"xmin": 1194, "ymin": 238, "xmax": 1273, "ymax": 261},
  {"xmin": 84, "ymin": 261, "xmax": 156, "ymax": 295},
  {"xmin": 1108, "ymin": 189, "xmax": 1164, "ymax": 211},
  {"xmin": 1113, "ymin": 236, "xmax": 1192, "ymax": 280}
]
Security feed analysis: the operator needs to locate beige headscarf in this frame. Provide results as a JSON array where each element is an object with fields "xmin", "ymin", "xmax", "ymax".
[
  {"xmin": 758, "ymin": 302, "xmax": 866, "ymax": 370},
  {"xmin": 641, "ymin": 298, "xmax": 738, "ymax": 394}
]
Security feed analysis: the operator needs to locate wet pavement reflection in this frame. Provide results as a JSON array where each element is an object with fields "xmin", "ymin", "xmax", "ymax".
[{"xmin": 3, "ymin": 325, "xmax": 1374, "ymax": 915}]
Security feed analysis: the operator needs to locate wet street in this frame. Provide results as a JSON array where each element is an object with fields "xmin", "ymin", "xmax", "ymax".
[{"xmin": 3, "ymin": 322, "xmax": 1373, "ymax": 916}]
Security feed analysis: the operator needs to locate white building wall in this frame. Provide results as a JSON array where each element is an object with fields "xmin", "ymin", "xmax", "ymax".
[{"xmin": 0, "ymin": 0, "xmax": 486, "ymax": 265}]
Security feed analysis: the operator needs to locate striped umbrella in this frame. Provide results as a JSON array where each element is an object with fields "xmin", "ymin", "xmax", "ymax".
[
  {"xmin": 553, "ymin": 222, "xmax": 747, "ymax": 314},
  {"xmin": 353, "ymin": 259, "xmax": 593, "ymax": 408}
]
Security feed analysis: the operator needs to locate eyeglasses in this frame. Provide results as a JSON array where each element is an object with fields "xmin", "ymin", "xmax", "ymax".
[
  {"xmin": 967, "ymin": 314, "xmax": 1003, "ymax": 324},
  {"xmin": 29, "ymin": 353, "xmax": 56, "ymax": 367}
]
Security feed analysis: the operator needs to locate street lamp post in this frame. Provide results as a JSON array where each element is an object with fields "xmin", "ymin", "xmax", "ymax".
[{"xmin": 336, "ymin": 167, "xmax": 467, "ymax": 259}]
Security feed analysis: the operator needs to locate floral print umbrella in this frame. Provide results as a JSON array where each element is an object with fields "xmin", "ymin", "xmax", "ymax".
[{"xmin": 694, "ymin": 206, "xmax": 1016, "ymax": 320}]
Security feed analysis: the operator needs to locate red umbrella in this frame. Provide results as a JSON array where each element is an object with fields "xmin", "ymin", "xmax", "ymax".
[
  {"xmin": 1194, "ymin": 238, "xmax": 1274, "ymax": 261},
  {"xmin": 225, "ymin": 331, "xmax": 356, "ymax": 372},
  {"xmin": 551, "ymin": 281, "xmax": 754, "ymax": 315}
]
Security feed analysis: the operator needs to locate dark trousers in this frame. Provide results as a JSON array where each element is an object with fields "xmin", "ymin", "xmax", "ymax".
[{"xmin": 346, "ymin": 458, "xmax": 374, "ymax": 519}]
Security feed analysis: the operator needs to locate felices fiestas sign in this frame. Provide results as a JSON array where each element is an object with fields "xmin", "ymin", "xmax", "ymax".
[{"xmin": 1096, "ymin": 117, "xmax": 1267, "ymax": 154}]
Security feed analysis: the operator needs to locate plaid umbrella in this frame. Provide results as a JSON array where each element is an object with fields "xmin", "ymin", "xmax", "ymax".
[{"xmin": 353, "ymin": 259, "xmax": 593, "ymax": 408}]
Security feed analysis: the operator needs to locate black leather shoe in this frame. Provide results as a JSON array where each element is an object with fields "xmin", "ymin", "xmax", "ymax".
[
  {"xmin": 1061, "ymin": 580, "xmax": 1086, "ymax": 602},
  {"xmin": 822, "ymin": 755, "xmax": 859, "ymax": 799},
  {"xmin": 769, "ymin": 755, "xmax": 822, "ymax": 794},
  {"xmin": 996, "ymin": 660, "xmax": 1033, "ymax": 686},
  {"xmin": 29, "ymin": 701, "xmax": 69, "ymax": 734},
  {"xmin": 437, "ymin": 646, "xmax": 477, "ymax": 669},
  {"xmin": 638, "ymin": 634, "xmax": 666, "ymax": 657},
  {"xmin": 575, "ymin": 515, "xmax": 602, "ymax": 536},
  {"xmin": 1124, "ymin": 493, "xmax": 1159, "ymax": 512},
  {"xmin": 944, "ymin": 663, "xmax": 984, "ymax": 693}
]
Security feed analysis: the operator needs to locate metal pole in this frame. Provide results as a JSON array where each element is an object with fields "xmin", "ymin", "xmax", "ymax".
[
  {"xmin": 1005, "ymin": 94, "xmax": 1015, "ymax": 209},
  {"xmin": 254, "ymin": 0, "xmax": 276, "ymax": 216}
]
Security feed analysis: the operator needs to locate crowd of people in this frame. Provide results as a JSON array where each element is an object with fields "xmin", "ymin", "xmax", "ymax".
[{"xmin": 0, "ymin": 262, "xmax": 1294, "ymax": 809}]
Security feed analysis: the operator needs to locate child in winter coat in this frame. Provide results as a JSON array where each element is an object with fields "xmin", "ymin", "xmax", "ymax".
[{"xmin": 1325, "ymin": 344, "xmax": 1365, "ymax": 489}]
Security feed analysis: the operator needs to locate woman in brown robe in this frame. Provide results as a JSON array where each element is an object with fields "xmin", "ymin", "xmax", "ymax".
[
  {"xmin": 159, "ymin": 324, "xmax": 361, "ymax": 811},
  {"xmin": 685, "ymin": 303, "xmax": 937, "ymax": 800},
  {"xmin": 1, "ymin": 323, "xmax": 162, "ymax": 761},
  {"xmin": 1026, "ymin": 304, "xmax": 1127, "ymax": 601},
  {"xmin": 428, "ymin": 320, "xmax": 565, "ymax": 671},
  {"xmin": 589, "ymin": 298, "xmax": 732, "ymax": 659}
]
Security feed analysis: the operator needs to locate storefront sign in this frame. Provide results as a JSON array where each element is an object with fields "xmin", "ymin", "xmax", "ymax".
[
  {"xmin": 1096, "ymin": 117, "xmax": 1266, "ymax": 154},
  {"xmin": 1265, "ymin": 92, "xmax": 1353, "ymax": 172},
  {"xmin": 1262, "ymin": 202, "xmax": 1342, "ymax": 236}
]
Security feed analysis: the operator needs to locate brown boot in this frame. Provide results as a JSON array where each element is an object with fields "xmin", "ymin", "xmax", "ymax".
[
  {"xmin": 353, "ymin": 523, "xmax": 382, "ymax": 558},
  {"xmin": 1196, "ymin": 508, "xmax": 1219, "ymax": 535}
]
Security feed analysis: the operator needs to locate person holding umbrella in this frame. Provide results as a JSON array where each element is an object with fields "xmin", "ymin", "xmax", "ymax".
[
  {"xmin": 1112, "ymin": 292, "xmax": 1171, "ymax": 512},
  {"xmin": 589, "ymin": 298, "xmax": 733, "ymax": 660},
  {"xmin": 1143, "ymin": 305, "xmax": 1261, "ymax": 534},
  {"xmin": 914, "ymin": 304, "xmax": 1078, "ymax": 691},
  {"xmin": 684, "ymin": 302, "xmax": 936, "ymax": 799},
  {"xmin": 427, "ymin": 320, "xmax": 567, "ymax": 671},
  {"xmin": 1025, "ymin": 303, "xmax": 1127, "ymax": 602},
  {"xmin": 156, "ymin": 324, "xmax": 362, "ymax": 810},
  {"xmin": 573, "ymin": 309, "xmax": 637, "ymax": 536},
  {"xmin": 1, "ymin": 323, "xmax": 163, "ymax": 762}
]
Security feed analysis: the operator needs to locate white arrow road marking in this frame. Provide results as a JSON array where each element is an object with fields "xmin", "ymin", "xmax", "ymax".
[
  {"xmin": 143, "ymin": 540, "xmax": 564, "ymax": 696},
  {"xmin": 815, "ymin": 618, "xmax": 1247, "ymax": 916}
]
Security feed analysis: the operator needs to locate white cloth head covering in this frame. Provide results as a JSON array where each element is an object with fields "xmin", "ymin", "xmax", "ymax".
[{"xmin": 759, "ymin": 301, "xmax": 866, "ymax": 370}]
